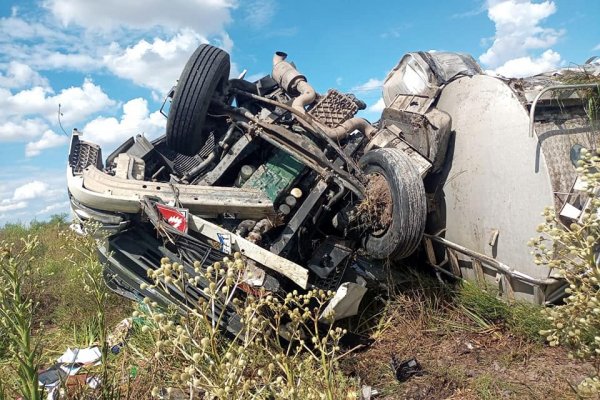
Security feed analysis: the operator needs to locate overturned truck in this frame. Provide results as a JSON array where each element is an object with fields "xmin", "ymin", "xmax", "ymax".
[{"xmin": 67, "ymin": 45, "xmax": 600, "ymax": 322}]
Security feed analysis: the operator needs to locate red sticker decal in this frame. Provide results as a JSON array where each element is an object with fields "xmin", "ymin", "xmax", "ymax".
[{"xmin": 156, "ymin": 204, "xmax": 189, "ymax": 233}]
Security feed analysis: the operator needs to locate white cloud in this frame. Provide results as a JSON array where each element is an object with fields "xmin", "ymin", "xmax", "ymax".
[
  {"xmin": 0, "ymin": 77, "xmax": 114, "ymax": 156},
  {"xmin": 0, "ymin": 16, "xmax": 100, "ymax": 72},
  {"xmin": 82, "ymin": 98, "xmax": 166, "ymax": 148},
  {"xmin": 0, "ymin": 41, "xmax": 99, "ymax": 73},
  {"xmin": 490, "ymin": 49, "xmax": 561, "ymax": 77},
  {"xmin": 12, "ymin": 181, "xmax": 50, "ymax": 201},
  {"xmin": 0, "ymin": 118, "xmax": 49, "ymax": 142},
  {"xmin": 42, "ymin": 52, "xmax": 98, "ymax": 71},
  {"xmin": 46, "ymin": 0, "xmax": 235, "ymax": 35},
  {"xmin": 0, "ymin": 6, "xmax": 238, "ymax": 96},
  {"xmin": 593, "ymin": 43, "xmax": 600, "ymax": 51},
  {"xmin": 0, "ymin": 201, "xmax": 27, "ymax": 213},
  {"xmin": 0, "ymin": 16, "xmax": 71, "ymax": 42},
  {"xmin": 104, "ymin": 30, "xmax": 207, "ymax": 93},
  {"xmin": 351, "ymin": 78, "xmax": 384, "ymax": 92},
  {"xmin": 0, "ymin": 78, "xmax": 115, "ymax": 126},
  {"xmin": 25, "ymin": 130, "xmax": 68, "ymax": 157},
  {"xmin": 0, "ymin": 61, "xmax": 49, "ymax": 89},
  {"xmin": 368, "ymin": 98, "xmax": 385, "ymax": 113},
  {"xmin": 0, "ymin": 170, "xmax": 68, "ymax": 225},
  {"xmin": 36, "ymin": 200, "xmax": 70, "ymax": 215},
  {"xmin": 243, "ymin": 0, "xmax": 277, "ymax": 29},
  {"xmin": 480, "ymin": 0, "xmax": 564, "ymax": 77}
]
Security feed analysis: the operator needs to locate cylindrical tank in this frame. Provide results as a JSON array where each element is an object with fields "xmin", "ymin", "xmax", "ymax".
[{"xmin": 431, "ymin": 74, "xmax": 594, "ymax": 302}]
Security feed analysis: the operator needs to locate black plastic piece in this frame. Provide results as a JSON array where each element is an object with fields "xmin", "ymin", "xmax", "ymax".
[
  {"xmin": 307, "ymin": 236, "xmax": 353, "ymax": 279},
  {"xmin": 256, "ymin": 76, "xmax": 278, "ymax": 96},
  {"xmin": 106, "ymin": 136, "xmax": 134, "ymax": 167},
  {"xmin": 154, "ymin": 134, "xmax": 216, "ymax": 177},
  {"xmin": 126, "ymin": 135, "xmax": 155, "ymax": 160},
  {"xmin": 310, "ymin": 261, "xmax": 348, "ymax": 291},
  {"xmin": 38, "ymin": 364, "xmax": 68, "ymax": 386},
  {"xmin": 69, "ymin": 135, "xmax": 103, "ymax": 173},
  {"xmin": 391, "ymin": 356, "xmax": 424, "ymax": 382}
]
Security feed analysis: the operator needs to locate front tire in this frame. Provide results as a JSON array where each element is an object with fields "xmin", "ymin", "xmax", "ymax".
[
  {"xmin": 359, "ymin": 148, "xmax": 427, "ymax": 260},
  {"xmin": 166, "ymin": 44, "xmax": 230, "ymax": 156}
]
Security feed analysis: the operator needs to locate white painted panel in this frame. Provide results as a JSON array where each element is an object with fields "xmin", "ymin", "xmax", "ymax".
[{"xmin": 436, "ymin": 75, "xmax": 554, "ymax": 280}]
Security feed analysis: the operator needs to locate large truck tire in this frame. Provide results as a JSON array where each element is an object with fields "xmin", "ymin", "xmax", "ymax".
[
  {"xmin": 359, "ymin": 148, "xmax": 427, "ymax": 260},
  {"xmin": 166, "ymin": 44, "xmax": 230, "ymax": 155}
]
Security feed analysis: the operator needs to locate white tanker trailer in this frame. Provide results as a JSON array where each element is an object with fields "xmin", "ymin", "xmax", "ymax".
[{"xmin": 378, "ymin": 51, "xmax": 600, "ymax": 304}]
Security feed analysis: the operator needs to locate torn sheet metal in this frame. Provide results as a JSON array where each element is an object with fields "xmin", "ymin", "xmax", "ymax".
[
  {"xmin": 383, "ymin": 51, "xmax": 481, "ymax": 105},
  {"xmin": 189, "ymin": 213, "xmax": 309, "ymax": 289}
]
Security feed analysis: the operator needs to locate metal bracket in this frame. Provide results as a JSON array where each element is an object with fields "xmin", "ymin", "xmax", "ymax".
[
  {"xmin": 529, "ymin": 83, "xmax": 600, "ymax": 138},
  {"xmin": 160, "ymin": 87, "xmax": 175, "ymax": 118}
]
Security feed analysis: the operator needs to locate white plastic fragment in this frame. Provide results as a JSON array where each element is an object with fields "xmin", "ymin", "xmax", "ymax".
[{"xmin": 320, "ymin": 282, "xmax": 368, "ymax": 321}]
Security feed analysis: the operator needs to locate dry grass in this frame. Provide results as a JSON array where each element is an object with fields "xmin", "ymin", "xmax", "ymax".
[
  {"xmin": 356, "ymin": 173, "xmax": 393, "ymax": 233},
  {"xmin": 342, "ymin": 271, "xmax": 594, "ymax": 399},
  {"xmin": 557, "ymin": 69, "xmax": 600, "ymax": 86}
]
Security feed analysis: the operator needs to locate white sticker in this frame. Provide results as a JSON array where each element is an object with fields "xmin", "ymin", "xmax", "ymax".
[{"xmin": 217, "ymin": 233, "xmax": 232, "ymax": 254}]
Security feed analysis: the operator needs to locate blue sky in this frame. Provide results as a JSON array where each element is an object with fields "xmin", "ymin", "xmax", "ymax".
[{"xmin": 0, "ymin": 0, "xmax": 598, "ymax": 224}]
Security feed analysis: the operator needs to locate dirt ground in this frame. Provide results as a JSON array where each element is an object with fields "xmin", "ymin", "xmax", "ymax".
[{"xmin": 342, "ymin": 291, "xmax": 595, "ymax": 400}]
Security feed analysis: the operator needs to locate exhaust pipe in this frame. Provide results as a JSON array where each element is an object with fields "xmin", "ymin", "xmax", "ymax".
[
  {"xmin": 272, "ymin": 51, "xmax": 316, "ymax": 112},
  {"xmin": 272, "ymin": 51, "xmax": 287, "ymax": 65},
  {"xmin": 272, "ymin": 51, "xmax": 376, "ymax": 140},
  {"xmin": 315, "ymin": 117, "xmax": 377, "ymax": 140}
]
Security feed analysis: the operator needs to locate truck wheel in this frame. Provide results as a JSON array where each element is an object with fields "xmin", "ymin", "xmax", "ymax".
[
  {"xmin": 358, "ymin": 148, "xmax": 427, "ymax": 260},
  {"xmin": 166, "ymin": 44, "xmax": 230, "ymax": 155}
]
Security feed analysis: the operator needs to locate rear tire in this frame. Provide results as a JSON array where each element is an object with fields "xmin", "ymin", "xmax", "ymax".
[
  {"xmin": 166, "ymin": 44, "xmax": 230, "ymax": 155},
  {"xmin": 359, "ymin": 148, "xmax": 427, "ymax": 260}
]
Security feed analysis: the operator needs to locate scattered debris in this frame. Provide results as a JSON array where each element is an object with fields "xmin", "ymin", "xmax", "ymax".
[
  {"xmin": 360, "ymin": 385, "xmax": 379, "ymax": 400},
  {"xmin": 107, "ymin": 317, "xmax": 133, "ymax": 354},
  {"xmin": 38, "ymin": 364, "xmax": 67, "ymax": 394},
  {"xmin": 463, "ymin": 340, "xmax": 475, "ymax": 353},
  {"xmin": 38, "ymin": 346, "xmax": 102, "ymax": 399},
  {"xmin": 57, "ymin": 347, "xmax": 101, "ymax": 365},
  {"xmin": 391, "ymin": 356, "xmax": 424, "ymax": 382},
  {"xmin": 321, "ymin": 282, "xmax": 368, "ymax": 321}
]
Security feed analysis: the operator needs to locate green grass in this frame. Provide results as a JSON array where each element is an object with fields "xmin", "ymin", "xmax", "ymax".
[
  {"xmin": 0, "ymin": 218, "xmax": 360, "ymax": 399},
  {"xmin": 473, "ymin": 373, "xmax": 503, "ymax": 400},
  {"xmin": 456, "ymin": 281, "xmax": 550, "ymax": 342},
  {"xmin": 0, "ymin": 217, "xmax": 131, "ymax": 395},
  {"xmin": 18, "ymin": 218, "xmax": 128, "ymax": 328},
  {"xmin": 457, "ymin": 281, "xmax": 511, "ymax": 323}
]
